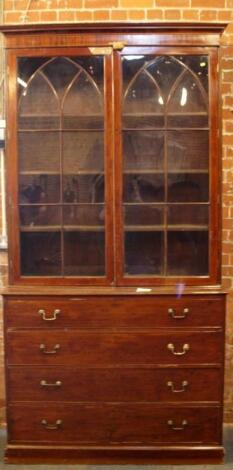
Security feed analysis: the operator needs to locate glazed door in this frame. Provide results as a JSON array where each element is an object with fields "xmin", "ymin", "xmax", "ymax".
[
  {"xmin": 8, "ymin": 49, "xmax": 114, "ymax": 284},
  {"xmin": 115, "ymin": 48, "xmax": 220, "ymax": 286}
]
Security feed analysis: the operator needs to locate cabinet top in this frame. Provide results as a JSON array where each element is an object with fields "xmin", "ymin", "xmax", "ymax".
[{"xmin": 0, "ymin": 22, "xmax": 227, "ymax": 48}]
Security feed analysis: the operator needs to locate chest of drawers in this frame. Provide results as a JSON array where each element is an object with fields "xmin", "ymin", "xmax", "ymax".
[{"xmin": 3, "ymin": 292, "xmax": 225, "ymax": 463}]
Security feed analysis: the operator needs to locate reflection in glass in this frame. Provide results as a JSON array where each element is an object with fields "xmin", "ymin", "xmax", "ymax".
[
  {"xmin": 168, "ymin": 173, "xmax": 209, "ymax": 202},
  {"xmin": 64, "ymin": 231, "xmax": 105, "ymax": 276},
  {"xmin": 122, "ymin": 53, "xmax": 210, "ymax": 278},
  {"xmin": 167, "ymin": 72, "xmax": 207, "ymax": 114},
  {"xmin": 19, "ymin": 132, "xmax": 60, "ymax": 173},
  {"xmin": 18, "ymin": 73, "xmax": 60, "ymax": 128},
  {"xmin": 167, "ymin": 231, "xmax": 208, "ymax": 275},
  {"xmin": 19, "ymin": 174, "xmax": 60, "ymax": 204},
  {"xmin": 147, "ymin": 56, "xmax": 182, "ymax": 97},
  {"xmin": 125, "ymin": 231, "xmax": 164, "ymax": 275},
  {"xmin": 124, "ymin": 174, "xmax": 164, "ymax": 203},
  {"xmin": 123, "ymin": 70, "xmax": 164, "ymax": 115},
  {"xmin": 124, "ymin": 204, "xmax": 164, "ymax": 226},
  {"xmin": 63, "ymin": 72, "xmax": 103, "ymax": 120},
  {"xmin": 63, "ymin": 132, "xmax": 104, "ymax": 173},
  {"xmin": 17, "ymin": 55, "xmax": 105, "ymax": 278},
  {"xmin": 20, "ymin": 232, "xmax": 61, "ymax": 275},
  {"xmin": 63, "ymin": 174, "xmax": 104, "ymax": 203},
  {"xmin": 168, "ymin": 204, "xmax": 209, "ymax": 227},
  {"xmin": 64, "ymin": 204, "xmax": 105, "ymax": 226},
  {"xmin": 167, "ymin": 131, "xmax": 209, "ymax": 171},
  {"xmin": 20, "ymin": 205, "xmax": 61, "ymax": 227},
  {"xmin": 123, "ymin": 131, "xmax": 164, "ymax": 171}
]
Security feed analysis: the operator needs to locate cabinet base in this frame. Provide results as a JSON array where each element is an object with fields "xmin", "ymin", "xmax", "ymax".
[{"xmin": 5, "ymin": 445, "xmax": 224, "ymax": 464}]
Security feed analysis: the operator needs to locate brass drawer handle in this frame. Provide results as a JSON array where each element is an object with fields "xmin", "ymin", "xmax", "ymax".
[
  {"xmin": 167, "ymin": 343, "xmax": 190, "ymax": 355},
  {"xmin": 40, "ymin": 380, "xmax": 62, "ymax": 387},
  {"xmin": 167, "ymin": 419, "xmax": 188, "ymax": 431},
  {"xmin": 167, "ymin": 380, "xmax": 189, "ymax": 393},
  {"xmin": 41, "ymin": 419, "xmax": 62, "ymax": 430},
  {"xmin": 38, "ymin": 309, "xmax": 60, "ymax": 321},
  {"xmin": 168, "ymin": 308, "xmax": 189, "ymax": 319},
  {"xmin": 40, "ymin": 344, "xmax": 60, "ymax": 354}
]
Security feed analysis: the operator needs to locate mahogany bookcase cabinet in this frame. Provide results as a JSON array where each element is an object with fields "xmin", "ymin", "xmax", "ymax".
[{"xmin": 0, "ymin": 22, "xmax": 227, "ymax": 464}]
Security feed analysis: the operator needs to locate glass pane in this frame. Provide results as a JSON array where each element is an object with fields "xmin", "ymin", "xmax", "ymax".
[
  {"xmin": 63, "ymin": 132, "xmax": 104, "ymax": 173},
  {"xmin": 125, "ymin": 231, "xmax": 164, "ymax": 275},
  {"xmin": 123, "ymin": 131, "xmax": 164, "ymax": 171},
  {"xmin": 19, "ymin": 174, "xmax": 60, "ymax": 204},
  {"xmin": 63, "ymin": 70, "xmax": 103, "ymax": 129},
  {"xmin": 18, "ymin": 72, "xmax": 60, "ymax": 129},
  {"xmin": 168, "ymin": 71, "xmax": 207, "ymax": 113},
  {"xmin": 146, "ymin": 56, "xmax": 183, "ymax": 99},
  {"xmin": 124, "ymin": 204, "xmax": 164, "ymax": 226},
  {"xmin": 178, "ymin": 55, "xmax": 208, "ymax": 92},
  {"xmin": 168, "ymin": 173, "xmax": 209, "ymax": 202},
  {"xmin": 43, "ymin": 57, "xmax": 78, "ymax": 99},
  {"xmin": 63, "ymin": 204, "xmax": 104, "ymax": 227},
  {"xmin": 19, "ymin": 132, "xmax": 60, "ymax": 173},
  {"xmin": 20, "ymin": 205, "xmax": 61, "ymax": 227},
  {"xmin": 123, "ymin": 68, "xmax": 164, "ymax": 128},
  {"xmin": 168, "ymin": 131, "xmax": 209, "ymax": 171},
  {"xmin": 167, "ymin": 231, "xmax": 208, "ymax": 275},
  {"xmin": 124, "ymin": 174, "xmax": 164, "ymax": 203},
  {"xmin": 64, "ymin": 231, "xmax": 105, "ymax": 276},
  {"xmin": 63, "ymin": 174, "xmax": 104, "ymax": 203},
  {"xmin": 168, "ymin": 204, "xmax": 209, "ymax": 228},
  {"xmin": 20, "ymin": 232, "xmax": 61, "ymax": 275}
]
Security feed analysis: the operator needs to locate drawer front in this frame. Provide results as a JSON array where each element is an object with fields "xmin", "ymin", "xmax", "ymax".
[
  {"xmin": 5, "ymin": 295, "xmax": 225, "ymax": 329},
  {"xmin": 7, "ymin": 330, "xmax": 223, "ymax": 366},
  {"xmin": 8, "ymin": 403, "xmax": 222, "ymax": 445},
  {"xmin": 7, "ymin": 366, "xmax": 222, "ymax": 403}
]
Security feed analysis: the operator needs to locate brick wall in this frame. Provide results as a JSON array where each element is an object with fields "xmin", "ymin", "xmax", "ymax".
[{"xmin": 0, "ymin": 0, "xmax": 233, "ymax": 425}]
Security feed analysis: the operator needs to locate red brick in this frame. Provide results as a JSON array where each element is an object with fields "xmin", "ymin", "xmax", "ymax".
[
  {"xmin": 58, "ymin": 9, "xmax": 75, "ymax": 20},
  {"xmin": 200, "ymin": 10, "xmax": 217, "ymax": 21},
  {"xmin": 85, "ymin": 0, "xmax": 117, "ymax": 7},
  {"xmin": 76, "ymin": 10, "xmax": 93, "ymax": 20},
  {"xmin": 218, "ymin": 10, "xmax": 233, "ymax": 21},
  {"xmin": 110, "ymin": 9, "xmax": 128, "ymax": 20},
  {"xmin": 128, "ymin": 9, "xmax": 145, "ymax": 19},
  {"xmin": 147, "ymin": 9, "xmax": 163, "ymax": 19},
  {"xmin": 120, "ymin": 0, "xmax": 153, "ymax": 7},
  {"xmin": 164, "ymin": 9, "xmax": 181, "ymax": 19},
  {"xmin": 40, "ymin": 10, "xmax": 58, "ymax": 21},
  {"xmin": 182, "ymin": 9, "xmax": 199, "ymax": 20},
  {"xmin": 93, "ymin": 9, "xmax": 110, "ymax": 20},
  {"xmin": 191, "ymin": 0, "xmax": 224, "ymax": 6},
  {"xmin": 156, "ymin": 0, "xmax": 189, "ymax": 5}
]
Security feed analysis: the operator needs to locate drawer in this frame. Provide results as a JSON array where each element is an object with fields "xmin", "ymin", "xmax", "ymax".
[
  {"xmin": 7, "ymin": 330, "xmax": 223, "ymax": 366},
  {"xmin": 5, "ymin": 295, "xmax": 225, "ymax": 329},
  {"xmin": 7, "ymin": 366, "xmax": 222, "ymax": 403},
  {"xmin": 8, "ymin": 403, "xmax": 222, "ymax": 445}
]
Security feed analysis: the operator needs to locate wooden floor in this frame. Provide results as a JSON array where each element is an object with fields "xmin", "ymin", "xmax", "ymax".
[{"xmin": 0, "ymin": 425, "xmax": 233, "ymax": 468}]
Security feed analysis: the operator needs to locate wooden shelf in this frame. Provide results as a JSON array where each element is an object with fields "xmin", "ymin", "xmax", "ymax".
[
  {"xmin": 21, "ymin": 225, "xmax": 104, "ymax": 232},
  {"xmin": 125, "ymin": 224, "xmax": 208, "ymax": 231},
  {"xmin": 124, "ymin": 169, "xmax": 208, "ymax": 174},
  {"xmin": 20, "ymin": 170, "xmax": 104, "ymax": 175}
]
